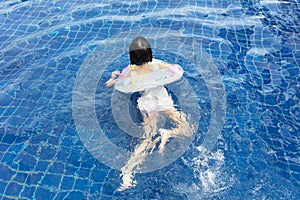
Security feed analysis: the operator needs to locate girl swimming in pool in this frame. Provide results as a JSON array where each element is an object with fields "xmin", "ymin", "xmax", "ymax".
[{"xmin": 106, "ymin": 36, "xmax": 192, "ymax": 190}]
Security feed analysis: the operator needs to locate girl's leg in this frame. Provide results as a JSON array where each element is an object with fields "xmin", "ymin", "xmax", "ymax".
[
  {"xmin": 158, "ymin": 108, "xmax": 191, "ymax": 153},
  {"xmin": 119, "ymin": 114, "xmax": 160, "ymax": 190}
]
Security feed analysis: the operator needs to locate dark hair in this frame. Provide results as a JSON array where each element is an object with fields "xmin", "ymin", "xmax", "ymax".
[{"xmin": 129, "ymin": 36, "xmax": 152, "ymax": 66}]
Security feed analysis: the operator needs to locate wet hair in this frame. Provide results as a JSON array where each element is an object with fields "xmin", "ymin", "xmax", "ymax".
[{"xmin": 129, "ymin": 36, "xmax": 153, "ymax": 66}]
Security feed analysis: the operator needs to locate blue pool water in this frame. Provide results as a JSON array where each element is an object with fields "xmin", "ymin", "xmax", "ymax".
[{"xmin": 0, "ymin": 0, "xmax": 299, "ymax": 199}]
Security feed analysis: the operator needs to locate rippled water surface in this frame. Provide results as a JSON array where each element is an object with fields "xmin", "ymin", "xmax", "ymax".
[{"xmin": 0, "ymin": 0, "xmax": 299, "ymax": 199}]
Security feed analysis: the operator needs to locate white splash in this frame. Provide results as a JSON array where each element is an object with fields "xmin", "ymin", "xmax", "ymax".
[{"xmin": 178, "ymin": 146, "xmax": 235, "ymax": 198}]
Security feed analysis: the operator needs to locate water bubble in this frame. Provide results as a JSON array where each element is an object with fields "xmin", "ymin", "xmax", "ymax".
[
  {"xmin": 128, "ymin": 8, "xmax": 138, "ymax": 13},
  {"xmin": 112, "ymin": 3, "xmax": 123, "ymax": 8}
]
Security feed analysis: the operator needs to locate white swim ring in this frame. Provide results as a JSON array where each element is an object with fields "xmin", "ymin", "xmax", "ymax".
[{"xmin": 115, "ymin": 63, "xmax": 184, "ymax": 93}]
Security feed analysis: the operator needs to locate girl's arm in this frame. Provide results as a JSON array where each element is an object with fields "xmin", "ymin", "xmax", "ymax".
[
  {"xmin": 106, "ymin": 70, "xmax": 120, "ymax": 87},
  {"xmin": 106, "ymin": 66, "xmax": 131, "ymax": 87}
]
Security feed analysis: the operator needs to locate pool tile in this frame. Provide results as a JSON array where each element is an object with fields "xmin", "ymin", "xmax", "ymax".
[
  {"xmin": 41, "ymin": 173, "xmax": 61, "ymax": 188},
  {"xmin": 35, "ymin": 187, "xmax": 56, "ymax": 200}
]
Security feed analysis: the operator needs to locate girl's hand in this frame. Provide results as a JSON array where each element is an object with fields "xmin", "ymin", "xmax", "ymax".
[
  {"xmin": 106, "ymin": 71, "xmax": 120, "ymax": 87},
  {"xmin": 106, "ymin": 78, "xmax": 116, "ymax": 87}
]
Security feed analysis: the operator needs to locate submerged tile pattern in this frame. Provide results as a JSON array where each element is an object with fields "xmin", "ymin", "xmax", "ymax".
[{"xmin": 0, "ymin": 0, "xmax": 299, "ymax": 199}]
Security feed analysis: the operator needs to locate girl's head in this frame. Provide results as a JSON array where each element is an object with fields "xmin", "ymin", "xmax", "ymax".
[{"xmin": 129, "ymin": 36, "xmax": 152, "ymax": 66}]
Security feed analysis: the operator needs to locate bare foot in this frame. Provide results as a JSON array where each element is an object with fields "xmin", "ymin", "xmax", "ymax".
[
  {"xmin": 158, "ymin": 128, "xmax": 173, "ymax": 154},
  {"xmin": 158, "ymin": 122, "xmax": 193, "ymax": 154}
]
